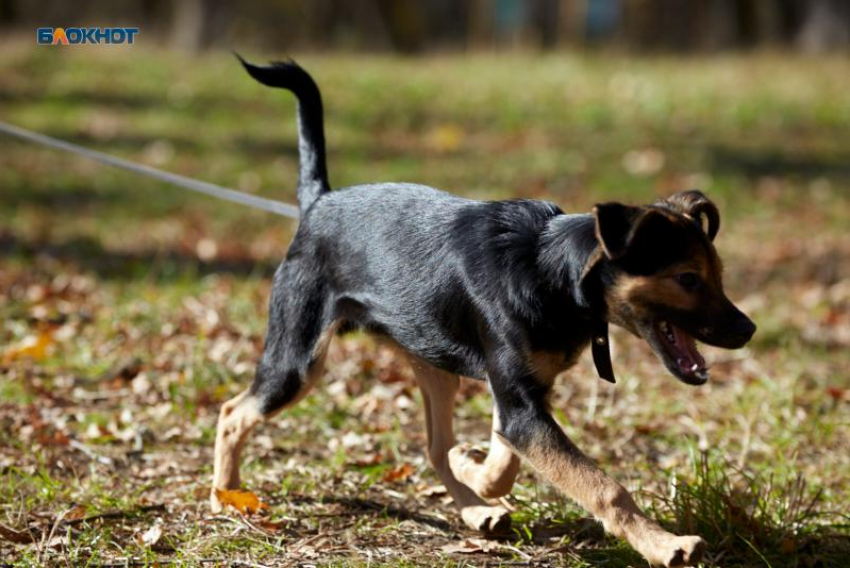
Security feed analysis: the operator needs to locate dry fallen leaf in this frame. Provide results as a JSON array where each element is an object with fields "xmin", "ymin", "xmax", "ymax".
[
  {"xmin": 64, "ymin": 505, "xmax": 87, "ymax": 521},
  {"xmin": 780, "ymin": 536, "xmax": 797, "ymax": 554},
  {"xmin": 2, "ymin": 331, "xmax": 53, "ymax": 363},
  {"xmin": 255, "ymin": 518, "xmax": 287, "ymax": 533},
  {"xmin": 426, "ymin": 123, "xmax": 464, "ymax": 153},
  {"xmin": 46, "ymin": 535, "xmax": 69, "ymax": 550},
  {"xmin": 441, "ymin": 538, "xmax": 501, "ymax": 554},
  {"xmin": 827, "ymin": 386, "xmax": 846, "ymax": 401},
  {"xmin": 417, "ymin": 484, "xmax": 448, "ymax": 498},
  {"xmin": 136, "ymin": 523, "xmax": 163, "ymax": 547},
  {"xmin": 352, "ymin": 452, "xmax": 383, "ymax": 467},
  {"xmin": 214, "ymin": 488, "xmax": 270, "ymax": 515},
  {"xmin": 0, "ymin": 523, "xmax": 36, "ymax": 544},
  {"xmin": 383, "ymin": 463, "xmax": 415, "ymax": 483}
]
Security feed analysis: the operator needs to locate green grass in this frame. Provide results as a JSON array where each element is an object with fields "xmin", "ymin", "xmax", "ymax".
[
  {"xmin": 1, "ymin": 44, "xmax": 849, "ymax": 566},
  {"xmin": 658, "ymin": 453, "xmax": 848, "ymax": 567}
]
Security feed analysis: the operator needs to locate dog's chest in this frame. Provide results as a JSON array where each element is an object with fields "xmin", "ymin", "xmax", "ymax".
[{"xmin": 529, "ymin": 349, "xmax": 582, "ymax": 385}]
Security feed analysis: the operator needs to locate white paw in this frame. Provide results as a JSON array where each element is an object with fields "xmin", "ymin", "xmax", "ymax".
[
  {"xmin": 646, "ymin": 534, "xmax": 706, "ymax": 567},
  {"xmin": 460, "ymin": 505, "xmax": 511, "ymax": 533},
  {"xmin": 209, "ymin": 489, "xmax": 224, "ymax": 514}
]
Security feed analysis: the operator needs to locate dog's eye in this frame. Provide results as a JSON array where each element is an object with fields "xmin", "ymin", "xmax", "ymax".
[{"xmin": 676, "ymin": 272, "xmax": 700, "ymax": 291}]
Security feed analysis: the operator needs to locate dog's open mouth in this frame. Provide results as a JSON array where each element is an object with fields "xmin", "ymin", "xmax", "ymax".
[{"xmin": 656, "ymin": 320, "xmax": 709, "ymax": 384}]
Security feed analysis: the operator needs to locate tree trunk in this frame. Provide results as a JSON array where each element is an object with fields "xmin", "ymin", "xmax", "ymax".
[
  {"xmin": 0, "ymin": 0, "xmax": 16, "ymax": 26},
  {"xmin": 797, "ymin": 0, "xmax": 850, "ymax": 52},
  {"xmin": 169, "ymin": 0, "xmax": 229, "ymax": 51}
]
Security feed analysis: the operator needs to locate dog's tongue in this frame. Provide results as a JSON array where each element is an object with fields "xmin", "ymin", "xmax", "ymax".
[{"xmin": 673, "ymin": 325, "xmax": 706, "ymax": 374}]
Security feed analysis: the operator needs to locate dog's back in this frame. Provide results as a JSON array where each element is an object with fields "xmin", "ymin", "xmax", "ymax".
[
  {"xmin": 294, "ymin": 182, "xmax": 484, "ymax": 374},
  {"xmin": 236, "ymin": 57, "xmax": 596, "ymax": 378}
]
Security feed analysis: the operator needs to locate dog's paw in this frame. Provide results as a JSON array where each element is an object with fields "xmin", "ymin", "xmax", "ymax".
[
  {"xmin": 209, "ymin": 489, "xmax": 224, "ymax": 514},
  {"xmin": 448, "ymin": 444, "xmax": 486, "ymax": 474},
  {"xmin": 460, "ymin": 505, "xmax": 511, "ymax": 533},
  {"xmin": 645, "ymin": 534, "xmax": 706, "ymax": 567}
]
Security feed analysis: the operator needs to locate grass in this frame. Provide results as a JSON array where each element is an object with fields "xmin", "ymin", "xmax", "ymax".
[
  {"xmin": 658, "ymin": 453, "xmax": 848, "ymax": 567},
  {"xmin": 0, "ymin": 43, "xmax": 849, "ymax": 566}
]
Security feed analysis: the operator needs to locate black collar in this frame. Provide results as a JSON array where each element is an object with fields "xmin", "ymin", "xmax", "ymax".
[
  {"xmin": 573, "ymin": 246, "xmax": 615, "ymax": 384},
  {"xmin": 591, "ymin": 320, "xmax": 616, "ymax": 384}
]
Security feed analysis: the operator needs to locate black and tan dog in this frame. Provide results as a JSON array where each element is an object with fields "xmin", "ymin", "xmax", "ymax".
[{"xmin": 211, "ymin": 58, "xmax": 756, "ymax": 567}]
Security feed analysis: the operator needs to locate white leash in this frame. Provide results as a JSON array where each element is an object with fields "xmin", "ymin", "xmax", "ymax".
[{"xmin": 0, "ymin": 120, "xmax": 301, "ymax": 219}]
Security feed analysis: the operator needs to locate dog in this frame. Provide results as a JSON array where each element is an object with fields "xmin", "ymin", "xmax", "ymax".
[{"xmin": 210, "ymin": 57, "xmax": 756, "ymax": 567}]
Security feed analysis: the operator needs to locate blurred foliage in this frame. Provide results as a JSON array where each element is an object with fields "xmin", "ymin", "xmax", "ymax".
[{"xmin": 1, "ymin": 0, "xmax": 850, "ymax": 53}]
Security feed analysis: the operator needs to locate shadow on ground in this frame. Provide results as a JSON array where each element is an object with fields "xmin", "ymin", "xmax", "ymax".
[
  {"xmin": 712, "ymin": 146, "xmax": 850, "ymax": 180},
  {"xmin": 0, "ymin": 231, "xmax": 279, "ymax": 281}
]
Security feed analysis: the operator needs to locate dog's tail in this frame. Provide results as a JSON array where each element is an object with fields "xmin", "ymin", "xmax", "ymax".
[{"xmin": 236, "ymin": 54, "xmax": 330, "ymax": 214}]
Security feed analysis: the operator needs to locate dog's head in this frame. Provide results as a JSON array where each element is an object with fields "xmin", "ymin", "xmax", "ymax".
[{"xmin": 590, "ymin": 190, "xmax": 755, "ymax": 385}]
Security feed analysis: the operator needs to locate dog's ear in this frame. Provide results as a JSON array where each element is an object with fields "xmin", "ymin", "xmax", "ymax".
[
  {"xmin": 658, "ymin": 190, "xmax": 720, "ymax": 241},
  {"xmin": 593, "ymin": 203, "xmax": 639, "ymax": 259},
  {"xmin": 593, "ymin": 203, "xmax": 673, "ymax": 259}
]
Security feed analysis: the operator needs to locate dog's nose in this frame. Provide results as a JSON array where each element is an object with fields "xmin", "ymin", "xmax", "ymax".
[
  {"xmin": 730, "ymin": 315, "xmax": 756, "ymax": 345},
  {"xmin": 708, "ymin": 303, "xmax": 757, "ymax": 349}
]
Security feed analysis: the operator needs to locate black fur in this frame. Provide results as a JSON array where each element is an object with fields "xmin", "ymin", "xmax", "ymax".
[
  {"xmin": 237, "ymin": 54, "xmax": 329, "ymax": 213},
  {"xmin": 239, "ymin": 58, "xmax": 755, "ymax": 463}
]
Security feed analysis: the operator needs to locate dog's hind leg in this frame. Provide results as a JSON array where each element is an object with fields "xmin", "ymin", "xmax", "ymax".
[
  {"xmin": 210, "ymin": 261, "xmax": 334, "ymax": 513},
  {"xmin": 408, "ymin": 357, "xmax": 511, "ymax": 532},
  {"xmin": 448, "ymin": 407, "xmax": 521, "ymax": 500}
]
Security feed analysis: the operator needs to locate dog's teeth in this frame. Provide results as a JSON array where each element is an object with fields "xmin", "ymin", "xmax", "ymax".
[
  {"xmin": 690, "ymin": 363, "xmax": 699, "ymax": 372},
  {"xmin": 660, "ymin": 321, "xmax": 676, "ymax": 343}
]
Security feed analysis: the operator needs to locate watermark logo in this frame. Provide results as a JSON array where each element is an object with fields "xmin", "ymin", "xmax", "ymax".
[{"xmin": 37, "ymin": 27, "xmax": 139, "ymax": 46}]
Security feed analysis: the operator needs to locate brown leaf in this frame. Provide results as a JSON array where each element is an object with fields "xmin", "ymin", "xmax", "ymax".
[
  {"xmin": 352, "ymin": 452, "xmax": 383, "ymax": 467},
  {"xmin": 417, "ymin": 484, "xmax": 448, "ymax": 498},
  {"xmin": 827, "ymin": 386, "xmax": 846, "ymax": 401},
  {"xmin": 36, "ymin": 429, "xmax": 70, "ymax": 447},
  {"xmin": 64, "ymin": 505, "xmax": 87, "ymax": 521},
  {"xmin": 382, "ymin": 463, "xmax": 414, "ymax": 483},
  {"xmin": 2, "ymin": 331, "xmax": 53, "ymax": 363},
  {"xmin": 46, "ymin": 535, "xmax": 69, "ymax": 550},
  {"xmin": 100, "ymin": 357, "xmax": 143, "ymax": 382},
  {"xmin": 440, "ymin": 538, "xmax": 501, "ymax": 554},
  {"xmin": 255, "ymin": 518, "xmax": 287, "ymax": 533},
  {"xmin": 214, "ymin": 488, "xmax": 270, "ymax": 515},
  {"xmin": 0, "ymin": 523, "xmax": 36, "ymax": 544},
  {"xmin": 426, "ymin": 124, "xmax": 464, "ymax": 153},
  {"xmin": 780, "ymin": 536, "xmax": 797, "ymax": 554}
]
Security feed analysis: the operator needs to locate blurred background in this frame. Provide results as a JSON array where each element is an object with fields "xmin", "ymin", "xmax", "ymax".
[
  {"xmin": 2, "ymin": 0, "xmax": 850, "ymax": 52},
  {"xmin": 0, "ymin": 1, "xmax": 848, "ymax": 566}
]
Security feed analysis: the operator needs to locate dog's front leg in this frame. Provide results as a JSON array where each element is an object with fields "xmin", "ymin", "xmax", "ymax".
[
  {"xmin": 490, "ymin": 367, "xmax": 704, "ymax": 567},
  {"xmin": 408, "ymin": 357, "xmax": 511, "ymax": 532},
  {"xmin": 448, "ymin": 407, "xmax": 521, "ymax": 500}
]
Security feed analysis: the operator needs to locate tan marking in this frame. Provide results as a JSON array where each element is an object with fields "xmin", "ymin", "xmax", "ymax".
[
  {"xmin": 528, "ymin": 350, "xmax": 574, "ymax": 385},
  {"xmin": 579, "ymin": 246, "xmax": 605, "ymax": 281},
  {"xmin": 210, "ymin": 390, "xmax": 264, "ymax": 513},
  {"xmin": 610, "ymin": 273, "xmax": 700, "ymax": 313},
  {"xmin": 307, "ymin": 321, "xmax": 338, "ymax": 386},
  {"xmin": 604, "ymin": 242, "xmax": 726, "ymax": 332},
  {"xmin": 210, "ymin": 321, "xmax": 337, "ymax": 513},
  {"xmin": 514, "ymin": 424, "xmax": 704, "ymax": 566},
  {"xmin": 407, "ymin": 356, "xmax": 510, "ymax": 532},
  {"xmin": 659, "ymin": 190, "xmax": 721, "ymax": 241},
  {"xmin": 449, "ymin": 408, "xmax": 521, "ymax": 500}
]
